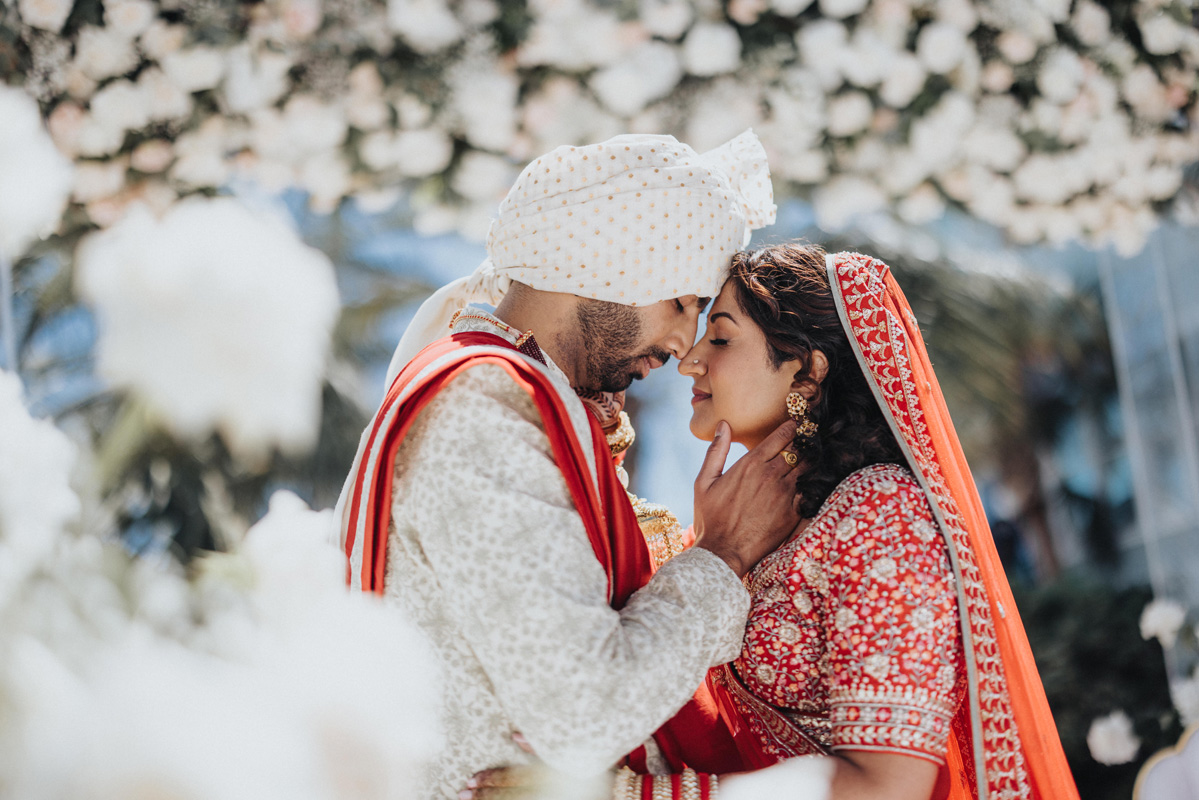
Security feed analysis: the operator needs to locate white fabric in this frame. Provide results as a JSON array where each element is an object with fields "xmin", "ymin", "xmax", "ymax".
[
  {"xmin": 379, "ymin": 311, "xmax": 751, "ymax": 798},
  {"xmin": 386, "ymin": 129, "xmax": 776, "ymax": 381}
]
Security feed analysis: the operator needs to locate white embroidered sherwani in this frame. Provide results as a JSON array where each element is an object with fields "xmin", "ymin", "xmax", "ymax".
[{"xmin": 382, "ymin": 309, "xmax": 751, "ymax": 799}]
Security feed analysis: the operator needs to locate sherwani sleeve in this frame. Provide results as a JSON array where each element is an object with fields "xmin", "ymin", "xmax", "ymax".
[{"xmin": 392, "ymin": 365, "xmax": 750, "ymax": 776}]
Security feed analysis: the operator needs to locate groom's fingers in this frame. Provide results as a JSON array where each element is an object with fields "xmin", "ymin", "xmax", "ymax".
[
  {"xmin": 750, "ymin": 419, "xmax": 800, "ymax": 467},
  {"xmin": 695, "ymin": 420, "xmax": 732, "ymax": 490}
]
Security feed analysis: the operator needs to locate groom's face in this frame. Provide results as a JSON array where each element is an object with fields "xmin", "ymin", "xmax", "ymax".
[{"xmin": 573, "ymin": 295, "xmax": 708, "ymax": 392}]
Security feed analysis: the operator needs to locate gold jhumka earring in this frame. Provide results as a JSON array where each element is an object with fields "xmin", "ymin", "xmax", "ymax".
[{"xmin": 786, "ymin": 392, "xmax": 819, "ymax": 441}]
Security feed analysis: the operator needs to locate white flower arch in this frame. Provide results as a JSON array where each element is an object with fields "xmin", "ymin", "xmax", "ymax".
[{"xmin": 4, "ymin": 0, "xmax": 1198, "ymax": 257}]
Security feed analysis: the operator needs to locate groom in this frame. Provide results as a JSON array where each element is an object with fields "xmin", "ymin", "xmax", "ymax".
[{"xmin": 339, "ymin": 131, "xmax": 799, "ymax": 799}]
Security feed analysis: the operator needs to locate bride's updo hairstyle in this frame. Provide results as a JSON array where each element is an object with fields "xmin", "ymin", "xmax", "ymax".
[{"xmin": 728, "ymin": 243, "xmax": 907, "ymax": 517}]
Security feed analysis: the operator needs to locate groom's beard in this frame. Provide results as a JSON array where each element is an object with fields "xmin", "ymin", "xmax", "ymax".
[{"xmin": 574, "ymin": 299, "xmax": 671, "ymax": 393}]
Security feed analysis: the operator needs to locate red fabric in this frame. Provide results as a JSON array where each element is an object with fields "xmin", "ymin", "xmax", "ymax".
[{"xmin": 344, "ymin": 331, "xmax": 654, "ymax": 606}]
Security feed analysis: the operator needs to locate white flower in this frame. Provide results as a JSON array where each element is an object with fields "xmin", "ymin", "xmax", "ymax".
[
  {"xmin": 826, "ymin": 91, "xmax": 873, "ymax": 137},
  {"xmin": 592, "ymin": 41, "xmax": 682, "ymax": 117},
  {"xmin": 136, "ymin": 67, "xmax": 193, "ymax": 123},
  {"xmin": 771, "ymin": 0, "xmax": 815, "ymax": 13},
  {"xmin": 72, "ymin": 159, "xmax": 128, "ymax": 204},
  {"xmin": 1071, "ymin": 0, "xmax": 1111, "ymax": 47},
  {"xmin": 897, "ymin": 183, "xmax": 945, "ymax": 224},
  {"xmin": 161, "ymin": 46, "xmax": 226, "ymax": 94},
  {"xmin": 138, "ymin": 21, "xmax": 186, "ymax": 61},
  {"xmin": 813, "ymin": 175, "xmax": 887, "ymax": 230},
  {"xmin": 682, "ymin": 22, "xmax": 742, "ymax": 77},
  {"xmin": 104, "ymin": 0, "xmax": 157, "ymax": 38},
  {"xmin": 1086, "ymin": 711, "xmax": 1140, "ymax": 765},
  {"xmin": 879, "ymin": 53, "xmax": 927, "ymax": 108},
  {"xmin": 395, "ymin": 129, "xmax": 455, "ymax": 177},
  {"xmin": 980, "ymin": 61, "xmax": 1015, "ymax": 93},
  {"xmin": 0, "ymin": 87, "xmax": 74, "ymax": 258},
  {"xmin": 74, "ymin": 26, "xmax": 140, "ymax": 82},
  {"xmin": 1140, "ymin": 598, "xmax": 1187, "ymax": 648},
  {"xmin": 935, "ymin": 0, "xmax": 977, "ymax": 32},
  {"xmin": 963, "ymin": 123, "xmax": 1026, "ymax": 172},
  {"xmin": 683, "ymin": 78, "xmax": 762, "ymax": 153},
  {"xmin": 130, "ymin": 140, "xmax": 174, "ymax": 173},
  {"xmin": 222, "ymin": 45, "xmax": 292, "ymax": 114},
  {"xmin": 1139, "ymin": 12, "xmax": 1186, "ymax": 56},
  {"xmin": 278, "ymin": 0, "xmax": 323, "ymax": 39},
  {"xmin": 917, "ymin": 22, "xmax": 968, "ymax": 74},
  {"xmin": 75, "ymin": 113, "xmax": 127, "ymax": 158},
  {"xmin": 639, "ymin": 0, "xmax": 693, "ymax": 39},
  {"xmin": 1173, "ymin": 667, "xmax": 1199, "ymax": 727},
  {"xmin": 451, "ymin": 151, "xmax": 515, "ymax": 202},
  {"xmin": 451, "ymin": 69, "xmax": 519, "ymax": 151},
  {"xmin": 842, "ymin": 27, "xmax": 893, "ymax": 88},
  {"xmin": 517, "ymin": 4, "xmax": 624, "ymax": 70},
  {"xmin": 388, "ymin": 0, "xmax": 463, "ymax": 53},
  {"xmin": 796, "ymin": 19, "xmax": 849, "ymax": 91},
  {"xmin": 47, "ymin": 102, "xmax": 86, "ymax": 158},
  {"xmin": 909, "ymin": 91, "xmax": 974, "ymax": 170},
  {"xmin": 1123, "ymin": 65, "xmax": 1174, "ymax": 123},
  {"xmin": 0, "ymin": 371, "xmax": 79, "ymax": 608},
  {"xmin": 75, "ymin": 198, "xmax": 340, "ymax": 462},
  {"xmin": 17, "ymin": 0, "xmax": 73, "ymax": 32},
  {"xmin": 240, "ymin": 491, "xmax": 342, "ymax": 619},
  {"xmin": 997, "ymin": 30, "xmax": 1037, "ymax": 65},
  {"xmin": 88, "ymin": 79, "xmax": 151, "ymax": 135},
  {"xmin": 819, "ymin": 0, "xmax": 868, "ymax": 20},
  {"xmin": 1037, "ymin": 48, "xmax": 1086, "ymax": 104},
  {"xmin": 170, "ymin": 120, "xmax": 230, "ymax": 188},
  {"xmin": 299, "ymin": 151, "xmax": 351, "ymax": 214}
]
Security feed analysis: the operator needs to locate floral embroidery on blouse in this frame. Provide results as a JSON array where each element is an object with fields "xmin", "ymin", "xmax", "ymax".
[{"xmin": 734, "ymin": 463, "xmax": 965, "ymax": 764}]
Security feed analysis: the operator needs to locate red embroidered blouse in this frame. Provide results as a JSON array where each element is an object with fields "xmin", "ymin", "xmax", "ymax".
[{"xmin": 734, "ymin": 462, "xmax": 966, "ymax": 764}]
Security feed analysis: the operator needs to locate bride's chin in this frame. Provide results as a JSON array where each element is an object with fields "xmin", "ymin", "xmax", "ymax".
[{"xmin": 687, "ymin": 417, "xmax": 714, "ymax": 442}]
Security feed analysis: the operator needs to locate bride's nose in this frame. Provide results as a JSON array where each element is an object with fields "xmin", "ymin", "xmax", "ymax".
[{"xmin": 678, "ymin": 352, "xmax": 704, "ymax": 376}]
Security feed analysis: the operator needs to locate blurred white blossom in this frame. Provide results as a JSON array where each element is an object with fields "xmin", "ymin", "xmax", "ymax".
[
  {"xmin": 388, "ymin": 0, "xmax": 463, "ymax": 54},
  {"xmin": 74, "ymin": 26, "xmax": 140, "ymax": 82},
  {"xmin": 1086, "ymin": 710, "xmax": 1140, "ymax": 765},
  {"xmin": 0, "ymin": 87, "xmax": 74, "ymax": 258},
  {"xmin": 0, "ymin": 371, "xmax": 79, "ymax": 609},
  {"xmin": 682, "ymin": 21, "xmax": 742, "ymax": 77},
  {"xmin": 75, "ymin": 198, "xmax": 340, "ymax": 463},
  {"xmin": 592, "ymin": 41, "xmax": 682, "ymax": 117},
  {"xmin": 161, "ymin": 46, "xmax": 226, "ymax": 93},
  {"xmin": 1140, "ymin": 598, "xmax": 1187, "ymax": 649},
  {"xmin": 18, "ymin": 0, "xmax": 73, "ymax": 32}
]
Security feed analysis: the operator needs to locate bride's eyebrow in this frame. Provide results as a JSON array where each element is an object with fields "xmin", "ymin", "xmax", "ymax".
[{"xmin": 707, "ymin": 311, "xmax": 737, "ymax": 325}]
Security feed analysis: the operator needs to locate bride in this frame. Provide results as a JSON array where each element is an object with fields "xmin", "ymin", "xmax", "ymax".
[{"xmin": 469, "ymin": 243, "xmax": 1079, "ymax": 800}]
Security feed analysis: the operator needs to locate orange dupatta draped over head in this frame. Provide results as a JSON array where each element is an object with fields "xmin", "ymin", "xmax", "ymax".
[{"xmin": 824, "ymin": 251, "xmax": 1078, "ymax": 800}]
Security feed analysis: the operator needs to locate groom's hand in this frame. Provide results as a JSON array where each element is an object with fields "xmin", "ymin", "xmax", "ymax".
[{"xmin": 693, "ymin": 420, "xmax": 802, "ymax": 578}]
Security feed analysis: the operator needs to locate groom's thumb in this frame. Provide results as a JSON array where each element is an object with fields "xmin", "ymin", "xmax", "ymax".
[{"xmin": 696, "ymin": 421, "xmax": 731, "ymax": 491}]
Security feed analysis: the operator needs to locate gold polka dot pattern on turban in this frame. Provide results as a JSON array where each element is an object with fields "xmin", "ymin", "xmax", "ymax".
[{"xmin": 387, "ymin": 130, "xmax": 775, "ymax": 379}]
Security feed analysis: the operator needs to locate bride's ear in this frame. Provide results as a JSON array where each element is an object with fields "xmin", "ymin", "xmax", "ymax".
[
  {"xmin": 810, "ymin": 350, "xmax": 829, "ymax": 384},
  {"xmin": 791, "ymin": 350, "xmax": 829, "ymax": 397}
]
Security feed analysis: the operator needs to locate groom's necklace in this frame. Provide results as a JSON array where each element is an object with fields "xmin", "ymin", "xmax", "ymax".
[{"xmin": 450, "ymin": 310, "xmax": 547, "ymax": 366}]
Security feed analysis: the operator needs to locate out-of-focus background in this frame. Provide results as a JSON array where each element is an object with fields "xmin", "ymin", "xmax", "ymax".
[{"xmin": 1, "ymin": 0, "xmax": 1198, "ymax": 797}]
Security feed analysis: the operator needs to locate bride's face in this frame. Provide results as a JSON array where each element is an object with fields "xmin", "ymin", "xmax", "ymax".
[{"xmin": 679, "ymin": 281, "xmax": 803, "ymax": 450}]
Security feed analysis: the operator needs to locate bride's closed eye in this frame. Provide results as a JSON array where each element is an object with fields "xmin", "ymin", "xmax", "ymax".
[{"xmin": 709, "ymin": 337, "xmax": 729, "ymax": 346}]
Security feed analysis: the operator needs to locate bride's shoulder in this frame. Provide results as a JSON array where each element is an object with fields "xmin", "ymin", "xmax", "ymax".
[{"xmin": 815, "ymin": 462, "xmax": 927, "ymax": 520}]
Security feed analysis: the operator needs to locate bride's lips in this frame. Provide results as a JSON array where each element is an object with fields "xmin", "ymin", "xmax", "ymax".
[{"xmin": 691, "ymin": 388, "xmax": 711, "ymax": 405}]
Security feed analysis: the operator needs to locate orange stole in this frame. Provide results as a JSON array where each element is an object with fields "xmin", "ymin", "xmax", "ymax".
[{"xmin": 343, "ymin": 331, "xmax": 655, "ymax": 605}]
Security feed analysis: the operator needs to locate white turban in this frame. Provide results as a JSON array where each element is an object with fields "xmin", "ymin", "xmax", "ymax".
[{"xmin": 387, "ymin": 130, "xmax": 776, "ymax": 381}]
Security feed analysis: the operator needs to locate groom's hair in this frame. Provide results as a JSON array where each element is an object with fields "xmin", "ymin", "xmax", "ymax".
[{"xmin": 729, "ymin": 243, "xmax": 907, "ymax": 518}]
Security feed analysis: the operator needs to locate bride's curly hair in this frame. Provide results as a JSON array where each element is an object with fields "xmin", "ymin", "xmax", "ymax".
[{"xmin": 728, "ymin": 243, "xmax": 907, "ymax": 518}]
